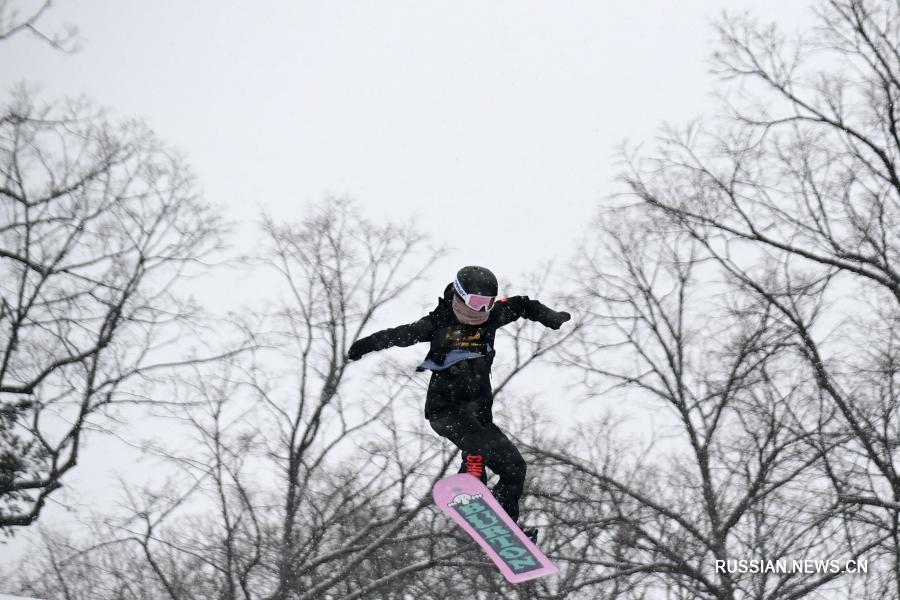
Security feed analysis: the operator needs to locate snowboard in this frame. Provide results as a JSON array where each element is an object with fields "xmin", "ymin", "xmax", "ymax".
[{"xmin": 433, "ymin": 473, "xmax": 558, "ymax": 584}]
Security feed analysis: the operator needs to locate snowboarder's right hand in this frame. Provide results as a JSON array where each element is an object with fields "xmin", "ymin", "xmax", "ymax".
[
  {"xmin": 546, "ymin": 310, "xmax": 571, "ymax": 330},
  {"xmin": 347, "ymin": 340, "xmax": 366, "ymax": 361}
]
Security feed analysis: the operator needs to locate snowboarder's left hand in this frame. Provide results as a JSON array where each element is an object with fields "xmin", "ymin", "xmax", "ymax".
[{"xmin": 546, "ymin": 311, "xmax": 571, "ymax": 330}]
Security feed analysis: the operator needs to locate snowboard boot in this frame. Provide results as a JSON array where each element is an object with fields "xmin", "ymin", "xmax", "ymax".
[
  {"xmin": 459, "ymin": 454, "xmax": 488, "ymax": 484},
  {"xmin": 518, "ymin": 523, "xmax": 539, "ymax": 544}
]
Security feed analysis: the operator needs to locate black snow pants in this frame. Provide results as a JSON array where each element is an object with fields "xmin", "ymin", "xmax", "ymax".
[{"xmin": 425, "ymin": 360, "xmax": 527, "ymax": 522}]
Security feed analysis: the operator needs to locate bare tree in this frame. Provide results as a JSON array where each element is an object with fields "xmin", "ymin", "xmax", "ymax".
[
  {"xmin": 9, "ymin": 207, "xmax": 600, "ymax": 599},
  {"xmin": 619, "ymin": 0, "xmax": 900, "ymax": 597},
  {"xmin": 515, "ymin": 220, "xmax": 873, "ymax": 600},
  {"xmin": 250, "ymin": 199, "xmax": 447, "ymax": 599},
  {"xmin": 0, "ymin": 88, "xmax": 225, "ymax": 530},
  {"xmin": 0, "ymin": 0, "xmax": 78, "ymax": 51},
  {"xmin": 8, "ymin": 200, "xmax": 454, "ymax": 599}
]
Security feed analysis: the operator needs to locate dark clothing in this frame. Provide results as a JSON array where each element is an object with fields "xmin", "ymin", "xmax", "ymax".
[
  {"xmin": 350, "ymin": 284, "xmax": 568, "ymax": 520},
  {"xmin": 350, "ymin": 284, "xmax": 568, "ymax": 417},
  {"xmin": 428, "ymin": 397, "xmax": 526, "ymax": 522}
]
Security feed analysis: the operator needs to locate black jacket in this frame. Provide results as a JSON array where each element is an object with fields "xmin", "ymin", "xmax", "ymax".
[{"xmin": 351, "ymin": 284, "xmax": 569, "ymax": 370}]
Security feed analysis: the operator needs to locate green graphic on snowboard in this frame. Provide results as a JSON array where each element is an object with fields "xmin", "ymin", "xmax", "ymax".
[{"xmin": 450, "ymin": 495, "xmax": 541, "ymax": 574}]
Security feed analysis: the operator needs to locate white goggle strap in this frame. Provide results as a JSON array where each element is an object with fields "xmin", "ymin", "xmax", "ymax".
[{"xmin": 452, "ymin": 277, "xmax": 468, "ymax": 300}]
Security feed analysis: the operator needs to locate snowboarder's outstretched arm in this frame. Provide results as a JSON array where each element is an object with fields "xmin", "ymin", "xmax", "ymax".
[
  {"xmin": 348, "ymin": 298, "xmax": 449, "ymax": 360},
  {"xmin": 348, "ymin": 317, "xmax": 435, "ymax": 360},
  {"xmin": 495, "ymin": 296, "xmax": 570, "ymax": 330}
]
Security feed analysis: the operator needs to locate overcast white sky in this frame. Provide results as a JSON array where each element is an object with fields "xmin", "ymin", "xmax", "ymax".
[
  {"xmin": 1, "ymin": 0, "xmax": 816, "ymax": 574},
  {"xmin": 5, "ymin": 1, "xmax": 813, "ymax": 294}
]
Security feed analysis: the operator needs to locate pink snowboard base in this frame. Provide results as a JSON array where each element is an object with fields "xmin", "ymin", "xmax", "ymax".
[{"xmin": 433, "ymin": 473, "xmax": 558, "ymax": 584}]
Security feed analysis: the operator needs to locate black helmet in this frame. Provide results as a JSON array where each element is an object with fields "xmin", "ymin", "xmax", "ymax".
[{"xmin": 454, "ymin": 265, "xmax": 498, "ymax": 298}]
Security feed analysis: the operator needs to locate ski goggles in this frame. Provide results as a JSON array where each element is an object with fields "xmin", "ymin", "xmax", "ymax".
[{"xmin": 453, "ymin": 278, "xmax": 496, "ymax": 312}]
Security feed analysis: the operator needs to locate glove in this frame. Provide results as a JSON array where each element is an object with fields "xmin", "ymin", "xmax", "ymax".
[
  {"xmin": 546, "ymin": 311, "xmax": 571, "ymax": 330},
  {"xmin": 347, "ymin": 340, "xmax": 367, "ymax": 361}
]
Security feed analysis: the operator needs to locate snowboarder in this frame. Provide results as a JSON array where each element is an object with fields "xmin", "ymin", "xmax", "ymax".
[{"xmin": 347, "ymin": 265, "xmax": 570, "ymax": 537}]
